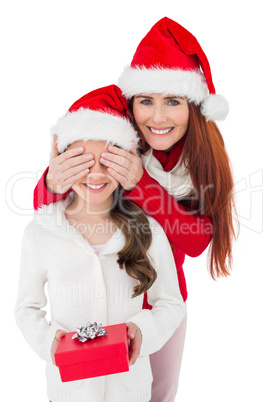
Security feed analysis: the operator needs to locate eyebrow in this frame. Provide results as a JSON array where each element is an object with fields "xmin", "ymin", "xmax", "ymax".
[
  {"xmin": 135, "ymin": 95, "xmax": 183, "ymax": 100},
  {"xmin": 135, "ymin": 95, "xmax": 154, "ymax": 99}
]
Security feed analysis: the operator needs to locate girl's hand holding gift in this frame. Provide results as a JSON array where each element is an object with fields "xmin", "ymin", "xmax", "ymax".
[
  {"xmin": 51, "ymin": 329, "xmax": 67, "ymax": 365},
  {"xmin": 127, "ymin": 322, "xmax": 142, "ymax": 366},
  {"xmin": 51, "ymin": 323, "xmax": 142, "ymax": 366},
  {"xmin": 100, "ymin": 142, "xmax": 143, "ymax": 191},
  {"xmin": 46, "ymin": 134, "xmax": 94, "ymax": 195}
]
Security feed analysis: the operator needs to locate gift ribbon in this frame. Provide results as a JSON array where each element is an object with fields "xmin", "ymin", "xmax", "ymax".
[{"xmin": 72, "ymin": 322, "xmax": 107, "ymax": 343}]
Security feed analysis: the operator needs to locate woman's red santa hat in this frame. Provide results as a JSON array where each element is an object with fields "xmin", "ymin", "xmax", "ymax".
[
  {"xmin": 118, "ymin": 17, "xmax": 229, "ymax": 121},
  {"xmin": 51, "ymin": 85, "xmax": 139, "ymax": 153}
]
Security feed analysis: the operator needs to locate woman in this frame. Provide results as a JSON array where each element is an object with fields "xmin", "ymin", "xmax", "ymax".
[
  {"xmin": 15, "ymin": 84, "xmax": 186, "ymax": 402},
  {"xmin": 33, "ymin": 18, "xmax": 236, "ymax": 402}
]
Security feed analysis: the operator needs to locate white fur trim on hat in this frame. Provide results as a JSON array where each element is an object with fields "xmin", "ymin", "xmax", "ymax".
[
  {"xmin": 118, "ymin": 66, "xmax": 209, "ymax": 104},
  {"xmin": 118, "ymin": 66, "xmax": 229, "ymax": 121},
  {"xmin": 200, "ymin": 94, "xmax": 229, "ymax": 121},
  {"xmin": 51, "ymin": 108, "xmax": 139, "ymax": 153}
]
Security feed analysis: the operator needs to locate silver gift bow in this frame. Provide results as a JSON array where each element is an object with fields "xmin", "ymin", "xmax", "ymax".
[{"xmin": 72, "ymin": 322, "xmax": 107, "ymax": 343}]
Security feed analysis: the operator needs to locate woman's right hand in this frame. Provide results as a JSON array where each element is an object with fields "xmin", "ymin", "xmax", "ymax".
[{"xmin": 46, "ymin": 134, "xmax": 94, "ymax": 194}]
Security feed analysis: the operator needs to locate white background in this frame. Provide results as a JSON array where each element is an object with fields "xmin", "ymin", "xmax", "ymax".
[{"xmin": 1, "ymin": 0, "xmax": 267, "ymax": 401}]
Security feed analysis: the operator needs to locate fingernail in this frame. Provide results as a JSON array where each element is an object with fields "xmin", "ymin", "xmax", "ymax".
[
  {"xmin": 100, "ymin": 157, "xmax": 106, "ymax": 163},
  {"xmin": 78, "ymin": 147, "xmax": 84, "ymax": 152},
  {"xmin": 86, "ymin": 154, "xmax": 93, "ymax": 159},
  {"xmin": 102, "ymin": 153, "xmax": 108, "ymax": 158}
]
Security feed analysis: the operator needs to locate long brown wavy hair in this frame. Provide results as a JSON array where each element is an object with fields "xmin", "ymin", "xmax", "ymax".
[
  {"xmin": 111, "ymin": 188, "xmax": 157, "ymax": 297},
  {"xmin": 128, "ymin": 99, "xmax": 237, "ymax": 279}
]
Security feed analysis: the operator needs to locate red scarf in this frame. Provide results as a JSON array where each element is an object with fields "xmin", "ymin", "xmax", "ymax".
[{"xmin": 152, "ymin": 136, "xmax": 186, "ymax": 172}]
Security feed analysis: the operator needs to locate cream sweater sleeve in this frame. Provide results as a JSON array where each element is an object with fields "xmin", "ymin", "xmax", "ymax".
[
  {"xmin": 126, "ymin": 218, "xmax": 186, "ymax": 356},
  {"xmin": 14, "ymin": 227, "xmax": 66, "ymax": 363}
]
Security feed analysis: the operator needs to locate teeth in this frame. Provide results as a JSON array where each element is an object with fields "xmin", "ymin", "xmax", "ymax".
[
  {"xmin": 150, "ymin": 127, "xmax": 173, "ymax": 134},
  {"xmin": 85, "ymin": 184, "xmax": 106, "ymax": 189}
]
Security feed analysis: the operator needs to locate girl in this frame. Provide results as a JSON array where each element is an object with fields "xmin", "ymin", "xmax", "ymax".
[
  {"xmin": 33, "ymin": 18, "xmax": 236, "ymax": 402},
  {"xmin": 15, "ymin": 85, "xmax": 186, "ymax": 402}
]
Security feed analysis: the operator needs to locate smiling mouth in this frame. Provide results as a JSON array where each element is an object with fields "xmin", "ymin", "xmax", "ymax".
[
  {"xmin": 84, "ymin": 183, "xmax": 107, "ymax": 190},
  {"xmin": 148, "ymin": 127, "xmax": 174, "ymax": 135}
]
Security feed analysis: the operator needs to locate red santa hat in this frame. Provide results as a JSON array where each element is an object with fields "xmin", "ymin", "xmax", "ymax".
[
  {"xmin": 118, "ymin": 17, "xmax": 229, "ymax": 121},
  {"xmin": 51, "ymin": 85, "xmax": 139, "ymax": 153}
]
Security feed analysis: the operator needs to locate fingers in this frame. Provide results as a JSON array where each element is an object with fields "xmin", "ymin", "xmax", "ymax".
[
  {"xmin": 56, "ymin": 147, "xmax": 90, "ymax": 165},
  {"xmin": 51, "ymin": 329, "xmax": 67, "ymax": 364},
  {"xmin": 101, "ymin": 154, "xmax": 132, "ymax": 174},
  {"xmin": 127, "ymin": 322, "xmax": 142, "ymax": 366},
  {"xmin": 106, "ymin": 168, "xmax": 133, "ymax": 190},
  {"xmin": 130, "ymin": 140, "xmax": 139, "ymax": 156},
  {"xmin": 46, "ymin": 147, "xmax": 94, "ymax": 194},
  {"xmin": 105, "ymin": 145, "xmax": 137, "ymax": 164},
  {"xmin": 61, "ymin": 164, "xmax": 91, "ymax": 184},
  {"xmin": 127, "ymin": 322, "xmax": 136, "ymax": 339},
  {"xmin": 101, "ymin": 158, "xmax": 130, "ymax": 179},
  {"xmin": 100, "ymin": 154, "xmax": 134, "ymax": 187},
  {"xmin": 107, "ymin": 142, "xmax": 139, "ymax": 158},
  {"xmin": 106, "ymin": 166, "xmax": 141, "ymax": 191},
  {"xmin": 60, "ymin": 153, "xmax": 94, "ymax": 173},
  {"xmin": 52, "ymin": 157, "xmax": 93, "ymax": 185},
  {"xmin": 50, "ymin": 134, "xmax": 60, "ymax": 160},
  {"xmin": 55, "ymin": 329, "xmax": 67, "ymax": 342},
  {"xmin": 47, "ymin": 166, "xmax": 90, "ymax": 194},
  {"xmin": 100, "ymin": 145, "xmax": 143, "ymax": 190}
]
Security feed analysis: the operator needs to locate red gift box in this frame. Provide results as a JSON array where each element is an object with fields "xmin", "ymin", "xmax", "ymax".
[{"xmin": 54, "ymin": 323, "xmax": 129, "ymax": 382}]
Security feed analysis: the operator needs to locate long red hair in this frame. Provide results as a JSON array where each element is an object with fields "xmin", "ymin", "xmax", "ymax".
[
  {"xmin": 181, "ymin": 103, "xmax": 237, "ymax": 278},
  {"xmin": 128, "ymin": 100, "xmax": 237, "ymax": 279}
]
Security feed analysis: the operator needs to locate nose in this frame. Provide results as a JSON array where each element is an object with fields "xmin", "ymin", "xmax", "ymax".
[
  {"xmin": 150, "ymin": 103, "xmax": 167, "ymax": 125},
  {"xmin": 88, "ymin": 158, "xmax": 106, "ymax": 177}
]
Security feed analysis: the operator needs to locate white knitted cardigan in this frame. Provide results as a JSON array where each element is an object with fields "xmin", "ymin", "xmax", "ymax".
[{"xmin": 15, "ymin": 197, "xmax": 186, "ymax": 402}]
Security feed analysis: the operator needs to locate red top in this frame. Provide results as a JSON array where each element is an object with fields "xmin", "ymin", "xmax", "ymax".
[{"xmin": 33, "ymin": 139, "xmax": 212, "ymax": 306}]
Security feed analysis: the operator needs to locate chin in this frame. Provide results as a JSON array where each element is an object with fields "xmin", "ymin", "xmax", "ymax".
[{"xmin": 147, "ymin": 140, "xmax": 173, "ymax": 151}]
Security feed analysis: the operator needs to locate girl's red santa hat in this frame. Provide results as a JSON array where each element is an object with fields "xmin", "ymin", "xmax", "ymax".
[
  {"xmin": 118, "ymin": 17, "xmax": 229, "ymax": 121},
  {"xmin": 51, "ymin": 85, "xmax": 139, "ymax": 153}
]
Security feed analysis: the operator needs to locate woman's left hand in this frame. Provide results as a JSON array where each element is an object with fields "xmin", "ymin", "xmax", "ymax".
[
  {"xmin": 127, "ymin": 322, "xmax": 142, "ymax": 365},
  {"xmin": 100, "ymin": 142, "xmax": 143, "ymax": 191}
]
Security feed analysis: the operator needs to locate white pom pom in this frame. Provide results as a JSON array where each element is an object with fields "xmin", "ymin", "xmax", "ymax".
[{"xmin": 201, "ymin": 94, "xmax": 229, "ymax": 121}]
